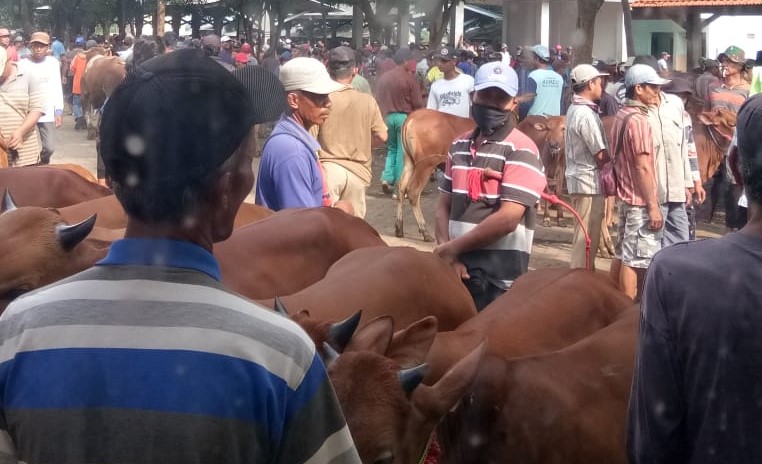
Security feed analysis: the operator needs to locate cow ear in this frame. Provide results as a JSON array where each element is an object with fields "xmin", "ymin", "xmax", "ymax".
[
  {"xmin": 533, "ymin": 123, "xmax": 548, "ymax": 132},
  {"xmin": 698, "ymin": 112, "xmax": 715, "ymax": 126},
  {"xmin": 344, "ymin": 315, "xmax": 393, "ymax": 355},
  {"xmin": 387, "ymin": 316, "xmax": 438, "ymax": 368},
  {"xmin": 412, "ymin": 342, "xmax": 486, "ymax": 418}
]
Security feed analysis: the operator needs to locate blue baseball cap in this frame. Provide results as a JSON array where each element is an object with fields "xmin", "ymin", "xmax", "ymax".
[
  {"xmin": 531, "ymin": 44, "xmax": 550, "ymax": 61},
  {"xmin": 75, "ymin": 36, "xmax": 85, "ymax": 46},
  {"xmin": 474, "ymin": 62, "xmax": 519, "ymax": 97},
  {"xmin": 625, "ymin": 64, "xmax": 670, "ymax": 87}
]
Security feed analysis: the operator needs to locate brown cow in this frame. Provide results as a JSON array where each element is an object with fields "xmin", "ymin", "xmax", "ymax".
[
  {"xmin": 216, "ymin": 207, "xmax": 386, "ymax": 299},
  {"xmin": 261, "ymin": 246, "xmax": 477, "ymax": 332},
  {"xmin": 518, "ymin": 115, "xmax": 567, "ymax": 227},
  {"xmin": 438, "ymin": 307, "xmax": 638, "ymax": 464},
  {"xmin": 424, "ymin": 268, "xmax": 633, "ymax": 382},
  {"xmin": 0, "ymin": 132, "xmax": 8, "ymax": 168},
  {"xmin": 694, "ymin": 107, "xmax": 737, "ymax": 183},
  {"xmin": 0, "ymin": 196, "xmax": 104, "ymax": 310},
  {"xmin": 0, "ymin": 166, "xmax": 112, "ymax": 208},
  {"xmin": 81, "ymin": 54, "xmax": 126, "ymax": 140},
  {"xmin": 318, "ymin": 314, "xmax": 486, "ymax": 464},
  {"xmin": 60, "ymin": 195, "xmax": 272, "ymax": 230},
  {"xmin": 45, "ymin": 163, "xmax": 99, "ymax": 183}
]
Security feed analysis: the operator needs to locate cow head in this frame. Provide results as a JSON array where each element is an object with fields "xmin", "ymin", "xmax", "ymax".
[
  {"xmin": 532, "ymin": 115, "xmax": 566, "ymax": 159},
  {"xmin": 327, "ymin": 316, "xmax": 486, "ymax": 464},
  {"xmin": 0, "ymin": 191, "xmax": 105, "ymax": 306},
  {"xmin": 698, "ymin": 108, "xmax": 737, "ymax": 141}
]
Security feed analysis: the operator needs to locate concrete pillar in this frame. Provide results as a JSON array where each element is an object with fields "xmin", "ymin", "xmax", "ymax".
[
  {"xmin": 352, "ymin": 6, "xmax": 363, "ymax": 49},
  {"xmin": 540, "ymin": 1, "xmax": 550, "ymax": 47},
  {"xmin": 450, "ymin": 0, "xmax": 465, "ymax": 46},
  {"xmin": 399, "ymin": 1, "xmax": 411, "ymax": 47},
  {"xmin": 685, "ymin": 12, "xmax": 702, "ymax": 71}
]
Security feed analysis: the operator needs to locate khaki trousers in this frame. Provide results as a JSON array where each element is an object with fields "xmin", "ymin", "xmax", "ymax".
[
  {"xmin": 570, "ymin": 194, "xmax": 604, "ymax": 270},
  {"xmin": 322, "ymin": 162, "xmax": 368, "ymax": 218}
]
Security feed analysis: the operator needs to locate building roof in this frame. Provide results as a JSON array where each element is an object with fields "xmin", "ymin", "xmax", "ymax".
[{"xmin": 632, "ymin": 0, "xmax": 762, "ymax": 7}]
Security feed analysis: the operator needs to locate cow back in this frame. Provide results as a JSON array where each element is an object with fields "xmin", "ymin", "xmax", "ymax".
[
  {"xmin": 216, "ymin": 207, "xmax": 385, "ymax": 300},
  {"xmin": 271, "ymin": 246, "xmax": 477, "ymax": 331},
  {"xmin": 402, "ymin": 109, "xmax": 474, "ymax": 167},
  {"xmin": 0, "ymin": 166, "xmax": 112, "ymax": 208}
]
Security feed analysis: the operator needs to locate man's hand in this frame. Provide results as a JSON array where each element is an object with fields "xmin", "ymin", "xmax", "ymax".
[
  {"xmin": 7, "ymin": 129, "xmax": 23, "ymax": 149},
  {"xmin": 685, "ymin": 188, "xmax": 693, "ymax": 207},
  {"xmin": 647, "ymin": 204, "xmax": 664, "ymax": 231},
  {"xmin": 55, "ymin": 116, "xmax": 63, "ymax": 128},
  {"xmin": 433, "ymin": 242, "xmax": 470, "ymax": 280},
  {"xmin": 693, "ymin": 183, "xmax": 706, "ymax": 205},
  {"xmin": 332, "ymin": 200, "xmax": 354, "ymax": 215}
]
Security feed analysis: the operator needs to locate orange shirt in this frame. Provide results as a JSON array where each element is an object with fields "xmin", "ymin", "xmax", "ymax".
[{"xmin": 70, "ymin": 53, "xmax": 87, "ymax": 95}]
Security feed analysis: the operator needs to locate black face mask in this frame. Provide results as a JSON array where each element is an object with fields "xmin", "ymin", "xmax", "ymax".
[{"xmin": 471, "ymin": 103, "xmax": 509, "ymax": 136}]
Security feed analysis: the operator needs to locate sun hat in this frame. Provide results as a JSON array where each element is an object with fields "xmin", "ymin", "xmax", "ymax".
[{"xmin": 279, "ymin": 57, "xmax": 344, "ymax": 94}]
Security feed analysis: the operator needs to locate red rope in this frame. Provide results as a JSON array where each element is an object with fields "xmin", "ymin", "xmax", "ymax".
[{"xmin": 540, "ymin": 192, "xmax": 592, "ymax": 270}]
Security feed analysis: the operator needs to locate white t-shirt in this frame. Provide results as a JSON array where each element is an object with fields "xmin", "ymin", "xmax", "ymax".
[
  {"xmin": 658, "ymin": 58, "xmax": 668, "ymax": 72},
  {"xmin": 18, "ymin": 57, "xmax": 64, "ymax": 124},
  {"xmin": 426, "ymin": 73, "xmax": 475, "ymax": 118}
]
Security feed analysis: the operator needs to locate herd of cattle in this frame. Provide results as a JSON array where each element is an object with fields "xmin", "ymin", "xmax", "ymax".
[{"xmin": 2, "ymin": 163, "xmax": 634, "ymax": 463}]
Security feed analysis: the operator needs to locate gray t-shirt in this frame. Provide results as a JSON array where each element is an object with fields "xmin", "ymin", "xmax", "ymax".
[{"xmin": 564, "ymin": 100, "xmax": 608, "ymax": 194}]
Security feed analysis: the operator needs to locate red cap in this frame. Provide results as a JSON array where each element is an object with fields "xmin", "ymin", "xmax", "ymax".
[{"xmin": 555, "ymin": 44, "xmax": 563, "ymax": 50}]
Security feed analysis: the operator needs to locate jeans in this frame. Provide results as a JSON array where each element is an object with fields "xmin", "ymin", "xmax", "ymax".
[
  {"xmin": 72, "ymin": 94, "xmax": 83, "ymax": 119},
  {"xmin": 660, "ymin": 202, "xmax": 690, "ymax": 247},
  {"xmin": 380, "ymin": 112, "xmax": 408, "ymax": 185},
  {"xmin": 37, "ymin": 122, "xmax": 56, "ymax": 164}
]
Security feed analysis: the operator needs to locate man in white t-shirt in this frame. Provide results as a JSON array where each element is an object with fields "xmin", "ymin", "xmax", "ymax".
[
  {"xmin": 657, "ymin": 52, "xmax": 670, "ymax": 78},
  {"xmin": 19, "ymin": 32, "xmax": 63, "ymax": 164},
  {"xmin": 427, "ymin": 45, "xmax": 474, "ymax": 118}
]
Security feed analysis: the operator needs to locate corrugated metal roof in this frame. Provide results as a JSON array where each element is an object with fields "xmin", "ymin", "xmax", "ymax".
[{"xmin": 632, "ymin": 0, "xmax": 762, "ymax": 7}]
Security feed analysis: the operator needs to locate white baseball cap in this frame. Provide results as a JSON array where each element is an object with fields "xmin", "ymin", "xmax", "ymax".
[
  {"xmin": 220, "ymin": 35, "xmax": 231, "ymax": 43},
  {"xmin": 625, "ymin": 64, "xmax": 670, "ymax": 87},
  {"xmin": 474, "ymin": 62, "xmax": 519, "ymax": 97},
  {"xmin": 570, "ymin": 64, "xmax": 608, "ymax": 85},
  {"xmin": 279, "ymin": 57, "xmax": 345, "ymax": 94}
]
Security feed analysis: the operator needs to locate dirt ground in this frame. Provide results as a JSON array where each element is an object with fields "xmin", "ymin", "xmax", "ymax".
[{"xmin": 54, "ymin": 118, "xmax": 725, "ymax": 272}]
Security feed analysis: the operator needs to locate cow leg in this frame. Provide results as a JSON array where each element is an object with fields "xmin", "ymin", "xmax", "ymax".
[
  {"xmin": 408, "ymin": 160, "xmax": 437, "ymax": 242},
  {"xmin": 395, "ymin": 156, "xmax": 415, "ymax": 238}
]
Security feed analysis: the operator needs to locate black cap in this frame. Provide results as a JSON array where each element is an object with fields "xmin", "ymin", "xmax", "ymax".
[
  {"xmin": 327, "ymin": 46, "xmax": 355, "ymax": 70},
  {"xmin": 436, "ymin": 45, "xmax": 456, "ymax": 60},
  {"xmin": 100, "ymin": 49, "xmax": 256, "ymax": 192},
  {"xmin": 662, "ymin": 76, "xmax": 692, "ymax": 95},
  {"xmin": 233, "ymin": 64, "xmax": 288, "ymax": 124}
]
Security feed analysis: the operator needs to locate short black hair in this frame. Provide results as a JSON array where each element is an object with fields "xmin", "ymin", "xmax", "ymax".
[
  {"xmin": 737, "ymin": 95, "xmax": 762, "ymax": 204},
  {"xmin": 625, "ymin": 85, "xmax": 636, "ymax": 100}
]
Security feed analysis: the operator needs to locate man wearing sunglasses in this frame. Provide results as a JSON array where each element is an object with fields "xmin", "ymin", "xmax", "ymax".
[{"xmin": 256, "ymin": 56, "xmax": 347, "ymax": 211}]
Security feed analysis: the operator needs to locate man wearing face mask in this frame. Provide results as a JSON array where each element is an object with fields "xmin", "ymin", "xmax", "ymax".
[{"xmin": 435, "ymin": 62, "xmax": 547, "ymax": 311}]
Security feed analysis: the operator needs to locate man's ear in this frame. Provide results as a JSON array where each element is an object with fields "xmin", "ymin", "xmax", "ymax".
[{"xmin": 286, "ymin": 91, "xmax": 300, "ymax": 111}]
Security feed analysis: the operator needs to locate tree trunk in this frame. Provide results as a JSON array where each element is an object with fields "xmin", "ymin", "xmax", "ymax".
[
  {"xmin": 118, "ymin": 0, "xmax": 127, "ymax": 36},
  {"xmin": 135, "ymin": 0, "xmax": 144, "ymax": 37},
  {"xmin": 575, "ymin": 0, "xmax": 604, "ymax": 66},
  {"xmin": 268, "ymin": 7, "xmax": 278, "ymax": 47},
  {"xmin": 155, "ymin": 0, "xmax": 165, "ymax": 37},
  {"xmin": 427, "ymin": 0, "xmax": 457, "ymax": 48},
  {"xmin": 621, "ymin": 0, "xmax": 635, "ymax": 57}
]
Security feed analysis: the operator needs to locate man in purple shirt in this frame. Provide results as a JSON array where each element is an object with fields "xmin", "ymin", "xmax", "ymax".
[{"xmin": 255, "ymin": 57, "xmax": 344, "ymax": 211}]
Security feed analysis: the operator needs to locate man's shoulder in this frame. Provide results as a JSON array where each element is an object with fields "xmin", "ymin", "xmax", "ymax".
[
  {"xmin": 651, "ymin": 236, "xmax": 737, "ymax": 278},
  {"xmin": 505, "ymin": 128, "xmax": 541, "ymax": 157}
]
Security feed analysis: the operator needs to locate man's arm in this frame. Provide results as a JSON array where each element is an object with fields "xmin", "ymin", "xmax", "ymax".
[
  {"xmin": 274, "ymin": 353, "xmax": 361, "ymax": 464},
  {"xmin": 51, "ymin": 60, "xmax": 65, "ymax": 127},
  {"xmin": 519, "ymin": 76, "xmax": 537, "ymax": 119},
  {"xmin": 627, "ymin": 259, "xmax": 685, "ymax": 464},
  {"xmin": 579, "ymin": 112, "xmax": 609, "ymax": 168},
  {"xmin": 369, "ymin": 99, "xmax": 388, "ymax": 146},
  {"xmin": 435, "ymin": 191, "xmax": 452, "ymax": 244},
  {"xmin": 426, "ymin": 83, "xmax": 438, "ymax": 110},
  {"xmin": 633, "ymin": 152, "xmax": 663, "ymax": 230},
  {"xmin": 410, "ymin": 74, "xmax": 424, "ymax": 110}
]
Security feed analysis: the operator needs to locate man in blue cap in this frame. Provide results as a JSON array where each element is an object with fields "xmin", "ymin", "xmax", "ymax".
[{"xmin": 520, "ymin": 44, "xmax": 564, "ymax": 118}]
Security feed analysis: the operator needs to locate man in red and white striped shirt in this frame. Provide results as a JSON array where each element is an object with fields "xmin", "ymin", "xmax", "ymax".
[{"xmin": 435, "ymin": 61, "xmax": 546, "ymax": 310}]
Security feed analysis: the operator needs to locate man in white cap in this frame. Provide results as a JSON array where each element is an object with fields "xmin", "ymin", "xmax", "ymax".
[
  {"xmin": 609, "ymin": 64, "xmax": 669, "ymax": 300},
  {"xmin": 565, "ymin": 63, "xmax": 610, "ymax": 269},
  {"xmin": 434, "ymin": 61, "xmax": 547, "ymax": 310},
  {"xmin": 256, "ymin": 57, "xmax": 348, "ymax": 211}
]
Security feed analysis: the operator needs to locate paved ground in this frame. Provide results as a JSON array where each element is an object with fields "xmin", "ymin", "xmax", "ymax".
[{"xmin": 53, "ymin": 116, "xmax": 724, "ymax": 272}]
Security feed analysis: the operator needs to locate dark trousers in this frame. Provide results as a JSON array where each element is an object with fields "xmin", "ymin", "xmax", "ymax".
[
  {"xmin": 37, "ymin": 122, "xmax": 55, "ymax": 164},
  {"xmin": 464, "ymin": 269, "xmax": 506, "ymax": 311}
]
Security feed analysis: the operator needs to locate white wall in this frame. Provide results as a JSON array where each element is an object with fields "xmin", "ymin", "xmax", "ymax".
[
  {"xmin": 632, "ymin": 19, "xmax": 688, "ymax": 70},
  {"xmin": 705, "ymin": 15, "xmax": 762, "ymax": 62}
]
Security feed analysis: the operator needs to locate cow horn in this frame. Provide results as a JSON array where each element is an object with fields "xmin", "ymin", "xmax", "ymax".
[
  {"xmin": 2, "ymin": 190, "xmax": 17, "ymax": 213},
  {"xmin": 273, "ymin": 297, "xmax": 289, "ymax": 316},
  {"xmin": 399, "ymin": 363, "xmax": 429, "ymax": 394},
  {"xmin": 322, "ymin": 342, "xmax": 340, "ymax": 366},
  {"xmin": 56, "ymin": 214, "xmax": 97, "ymax": 251},
  {"xmin": 327, "ymin": 310, "xmax": 362, "ymax": 353}
]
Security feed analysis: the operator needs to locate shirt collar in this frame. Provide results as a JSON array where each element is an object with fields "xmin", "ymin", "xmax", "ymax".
[
  {"xmin": 572, "ymin": 94, "xmax": 599, "ymax": 111},
  {"xmin": 280, "ymin": 114, "xmax": 321, "ymax": 153},
  {"xmin": 97, "ymin": 238, "xmax": 222, "ymax": 281},
  {"xmin": 624, "ymin": 98, "xmax": 650, "ymax": 113}
]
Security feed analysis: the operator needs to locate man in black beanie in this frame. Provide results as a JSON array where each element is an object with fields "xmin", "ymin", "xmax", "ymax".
[
  {"xmin": 0, "ymin": 49, "xmax": 360, "ymax": 464},
  {"xmin": 628, "ymin": 95, "xmax": 762, "ymax": 463}
]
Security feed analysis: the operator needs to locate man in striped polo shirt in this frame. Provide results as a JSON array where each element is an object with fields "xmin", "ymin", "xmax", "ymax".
[
  {"xmin": 0, "ymin": 50, "xmax": 360, "ymax": 464},
  {"xmin": 435, "ymin": 61, "xmax": 547, "ymax": 310}
]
